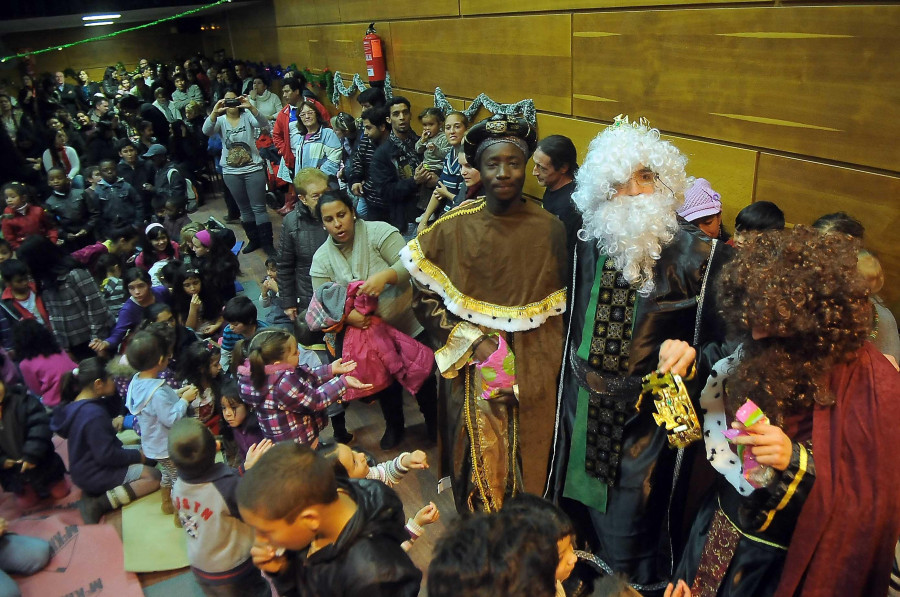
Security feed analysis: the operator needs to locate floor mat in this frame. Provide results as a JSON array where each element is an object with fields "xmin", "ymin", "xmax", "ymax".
[
  {"xmin": 8, "ymin": 516, "xmax": 143, "ymax": 597},
  {"xmin": 141, "ymin": 571, "xmax": 206, "ymax": 597},
  {"xmin": 121, "ymin": 492, "xmax": 189, "ymax": 573}
]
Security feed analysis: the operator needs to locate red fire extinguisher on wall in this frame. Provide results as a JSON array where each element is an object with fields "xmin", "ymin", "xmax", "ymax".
[{"xmin": 363, "ymin": 23, "xmax": 386, "ymax": 85}]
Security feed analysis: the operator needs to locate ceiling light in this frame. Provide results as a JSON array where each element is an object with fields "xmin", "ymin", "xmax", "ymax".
[
  {"xmin": 85, "ymin": 21, "xmax": 115, "ymax": 26},
  {"xmin": 83, "ymin": 14, "xmax": 121, "ymax": 21}
]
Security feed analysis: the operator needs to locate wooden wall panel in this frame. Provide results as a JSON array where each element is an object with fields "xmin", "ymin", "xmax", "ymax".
[
  {"xmin": 674, "ymin": 137, "xmax": 758, "ymax": 229},
  {"xmin": 339, "ymin": 0, "xmax": 459, "ymax": 22},
  {"xmin": 315, "ymin": 1, "xmax": 343, "ymax": 25},
  {"xmin": 277, "ymin": 27, "xmax": 312, "ymax": 70},
  {"xmin": 393, "ymin": 87, "xmax": 464, "ymax": 122},
  {"xmin": 462, "ymin": 0, "xmax": 755, "ymax": 16},
  {"xmin": 572, "ymin": 6, "xmax": 900, "ymax": 172},
  {"xmin": 273, "ymin": 0, "xmax": 321, "ymax": 27},
  {"xmin": 0, "ymin": 27, "xmax": 203, "ymax": 83},
  {"xmin": 304, "ymin": 23, "xmax": 393, "ymax": 76},
  {"xmin": 227, "ymin": 1, "xmax": 279, "ymax": 66},
  {"xmin": 755, "ymin": 153, "xmax": 900, "ymax": 303},
  {"xmin": 390, "ymin": 15, "xmax": 572, "ymax": 115}
]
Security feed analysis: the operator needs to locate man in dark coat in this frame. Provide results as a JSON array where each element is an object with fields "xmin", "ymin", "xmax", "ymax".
[{"xmin": 550, "ymin": 116, "xmax": 733, "ymax": 595}]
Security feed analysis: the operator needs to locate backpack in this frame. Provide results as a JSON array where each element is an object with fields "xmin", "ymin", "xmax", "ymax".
[{"xmin": 166, "ymin": 167, "xmax": 197, "ymax": 201}]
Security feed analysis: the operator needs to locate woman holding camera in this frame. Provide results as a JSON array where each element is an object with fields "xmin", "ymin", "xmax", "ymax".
[{"xmin": 203, "ymin": 90, "xmax": 275, "ymax": 256}]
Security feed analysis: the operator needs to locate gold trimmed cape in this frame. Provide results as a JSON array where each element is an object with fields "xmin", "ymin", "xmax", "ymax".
[{"xmin": 400, "ymin": 199, "xmax": 567, "ymax": 334}]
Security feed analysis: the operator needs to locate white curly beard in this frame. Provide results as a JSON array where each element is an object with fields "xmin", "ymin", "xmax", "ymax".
[{"xmin": 582, "ymin": 189, "xmax": 679, "ymax": 295}]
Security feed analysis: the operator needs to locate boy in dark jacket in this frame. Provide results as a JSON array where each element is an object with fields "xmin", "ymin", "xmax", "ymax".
[
  {"xmin": 96, "ymin": 159, "xmax": 144, "ymax": 239},
  {"xmin": 237, "ymin": 442, "xmax": 421, "ymax": 597},
  {"xmin": 46, "ymin": 167, "xmax": 99, "ymax": 250},
  {"xmin": 0, "ymin": 379, "xmax": 68, "ymax": 508}
]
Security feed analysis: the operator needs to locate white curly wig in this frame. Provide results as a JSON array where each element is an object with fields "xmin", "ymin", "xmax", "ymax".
[{"xmin": 572, "ymin": 118, "xmax": 691, "ymax": 295}]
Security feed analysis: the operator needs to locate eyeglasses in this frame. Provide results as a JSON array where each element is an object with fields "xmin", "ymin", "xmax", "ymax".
[{"xmin": 613, "ymin": 170, "xmax": 658, "ymax": 191}]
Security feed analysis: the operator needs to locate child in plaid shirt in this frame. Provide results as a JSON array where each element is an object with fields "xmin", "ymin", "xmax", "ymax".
[{"xmin": 236, "ymin": 329, "xmax": 371, "ymax": 447}]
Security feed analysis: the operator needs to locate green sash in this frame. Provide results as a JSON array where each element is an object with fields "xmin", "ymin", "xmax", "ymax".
[{"xmin": 563, "ymin": 255, "xmax": 610, "ymax": 512}]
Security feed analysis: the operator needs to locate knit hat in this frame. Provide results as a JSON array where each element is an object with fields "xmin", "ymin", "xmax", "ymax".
[
  {"xmin": 194, "ymin": 230, "xmax": 211, "ymax": 247},
  {"xmin": 678, "ymin": 178, "xmax": 721, "ymax": 222}
]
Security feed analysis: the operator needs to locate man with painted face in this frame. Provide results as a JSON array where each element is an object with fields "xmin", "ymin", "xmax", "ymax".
[
  {"xmin": 549, "ymin": 116, "xmax": 733, "ymax": 594},
  {"xmin": 401, "ymin": 114, "xmax": 567, "ymax": 514}
]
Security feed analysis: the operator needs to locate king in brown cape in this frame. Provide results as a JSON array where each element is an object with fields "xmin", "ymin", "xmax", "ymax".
[{"xmin": 400, "ymin": 115, "xmax": 567, "ymax": 513}]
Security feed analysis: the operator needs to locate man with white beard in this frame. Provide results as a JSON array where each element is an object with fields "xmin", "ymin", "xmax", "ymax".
[{"xmin": 548, "ymin": 116, "xmax": 733, "ymax": 595}]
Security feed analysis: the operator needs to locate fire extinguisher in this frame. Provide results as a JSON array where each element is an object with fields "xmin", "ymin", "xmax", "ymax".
[{"xmin": 363, "ymin": 23, "xmax": 386, "ymax": 86}]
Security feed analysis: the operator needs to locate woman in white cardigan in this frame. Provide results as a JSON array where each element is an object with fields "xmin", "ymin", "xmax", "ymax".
[{"xmin": 42, "ymin": 129, "xmax": 82, "ymax": 189}]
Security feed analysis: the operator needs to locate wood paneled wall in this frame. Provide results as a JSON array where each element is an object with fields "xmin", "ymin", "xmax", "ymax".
[
  {"xmin": 5, "ymin": 1, "xmax": 893, "ymax": 300},
  {"xmin": 258, "ymin": 1, "xmax": 900, "ymax": 304},
  {"xmin": 0, "ymin": 1, "xmax": 277, "ymax": 85}
]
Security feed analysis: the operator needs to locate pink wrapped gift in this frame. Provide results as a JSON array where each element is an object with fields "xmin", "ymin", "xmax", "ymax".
[
  {"xmin": 477, "ymin": 335, "xmax": 516, "ymax": 401},
  {"xmin": 722, "ymin": 399, "xmax": 772, "ymax": 488}
]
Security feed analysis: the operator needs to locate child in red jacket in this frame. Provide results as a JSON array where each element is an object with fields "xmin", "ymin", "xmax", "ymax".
[{"xmin": 2, "ymin": 183, "xmax": 58, "ymax": 250}]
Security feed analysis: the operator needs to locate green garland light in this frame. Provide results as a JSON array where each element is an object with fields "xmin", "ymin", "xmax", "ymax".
[
  {"xmin": 1, "ymin": 0, "xmax": 231, "ymax": 64},
  {"xmin": 286, "ymin": 65, "xmax": 336, "ymax": 102}
]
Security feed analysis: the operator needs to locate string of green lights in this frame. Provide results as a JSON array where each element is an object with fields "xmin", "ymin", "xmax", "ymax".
[{"xmin": 1, "ymin": 0, "xmax": 232, "ymax": 63}]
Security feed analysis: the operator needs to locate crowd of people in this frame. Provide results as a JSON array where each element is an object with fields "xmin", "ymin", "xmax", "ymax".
[{"xmin": 0, "ymin": 49, "xmax": 897, "ymax": 597}]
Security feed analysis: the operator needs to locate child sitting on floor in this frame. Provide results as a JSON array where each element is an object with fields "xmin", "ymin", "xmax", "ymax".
[
  {"xmin": 12, "ymin": 319, "xmax": 77, "ymax": 408},
  {"xmin": 320, "ymin": 442, "xmax": 439, "ymax": 551},
  {"xmin": 503, "ymin": 493, "xmax": 579, "ymax": 597},
  {"xmin": 0, "ymin": 240, "xmax": 11, "ymax": 265},
  {"xmin": 96, "ymin": 253, "xmax": 127, "ymax": 318},
  {"xmin": 237, "ymin": 443, "xmax": 422, "ymax": 596},
  {"xmin": 1, "ymin": 182, "xmax": 58, "ymax": 250},
  {"xmin": 124, "ymin": 329, "xmax": 198, "ymax": 515},
  {"xmin": 0, "ymin": 259, "xmax": 51, "ymax": 331},
  {"xmin": 259, "ymin": 258, "xmax": 290, "ymax": 327},
  {"xmin": 51, "ymin": 357, "xmax": 161, "ymax": 524},
  {"xmin": 236, "ymin": 329, "xmax": 370, "ymax": 447},
  {"xmin": 220, "ymin": 381, "xmax": 263, "ymax": 470},
  {"xmin": 0, "ymin": 378, "xmax": 69, "ymax": 508},
  {"xmin": 171, "ymin": 265, "xmax": 224, "ymax": 337},
  {"xmin": 178, "ymin": 341, "xmax": 225, "ymax": 435},
  {"xmin": 164, "ymin": 196, "xmax": 191, "ymax": 243},
  {"xmin": 135, "ymin": 223, "xmax": 180, "ymax": 272},
  {"xmin": 219, "ymin": 296, "xmax": 268, "ymax": 374},
  {"xmin": 170, "ymin": 418, "xmax": 272, "ymax": 596}
]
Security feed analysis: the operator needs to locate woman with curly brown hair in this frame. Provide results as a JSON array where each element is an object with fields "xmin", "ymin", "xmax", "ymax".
[{"xmin": 674, "ymin": 227, "xmax": 900, "ymax": 597}]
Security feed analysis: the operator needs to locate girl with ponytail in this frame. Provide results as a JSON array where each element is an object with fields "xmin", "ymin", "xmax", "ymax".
[
  {"xmin": 51, "ymin": 358, "xmax": 162, "ymax": 524},
  {"xmin": 236, "ymin": 329, "xmax": 371, "ymax": 446}
]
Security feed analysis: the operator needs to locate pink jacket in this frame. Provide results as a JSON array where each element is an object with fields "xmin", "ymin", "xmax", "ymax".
[
  {"xmin": 20, "ymin": 352, "xmax": 78, "ymax": 408},
  {"xmin": 342, "ymin": 281, "xmax": 434, "ymax": 401}
]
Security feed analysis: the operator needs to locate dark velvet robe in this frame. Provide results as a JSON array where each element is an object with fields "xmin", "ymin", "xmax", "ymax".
[{"xmin": 550, "ymin": 223, "xmax": 733, "ymax": 592}]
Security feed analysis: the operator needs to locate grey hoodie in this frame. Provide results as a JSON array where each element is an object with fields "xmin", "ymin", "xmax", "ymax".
[{"xmin": 125, "ymin": 375, "xmax": 188, "ymax": 459}]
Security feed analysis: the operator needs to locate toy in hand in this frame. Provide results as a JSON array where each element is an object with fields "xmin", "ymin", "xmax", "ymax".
[{"xmin": 722, "ymin": 400, "xmax": 774, "ymax": 488}]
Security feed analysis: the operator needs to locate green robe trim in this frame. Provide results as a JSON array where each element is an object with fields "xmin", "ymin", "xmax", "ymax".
[{"xmin": 563, "ymin": 255, "xmax": 610, "ymax": 512}]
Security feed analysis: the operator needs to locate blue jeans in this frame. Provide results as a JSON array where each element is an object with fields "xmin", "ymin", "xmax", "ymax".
[{"xmin": 0, "ymin": 533, "xmax": 51, "ymax": 597}]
